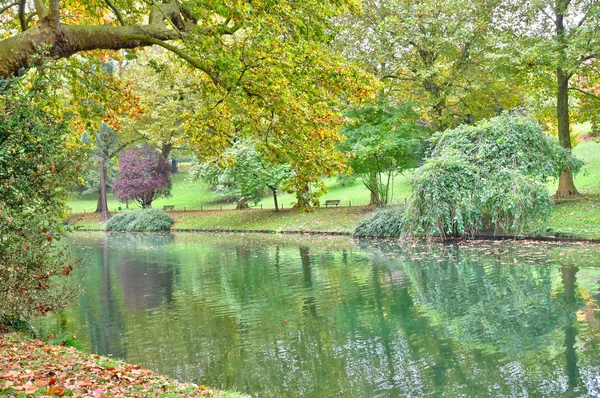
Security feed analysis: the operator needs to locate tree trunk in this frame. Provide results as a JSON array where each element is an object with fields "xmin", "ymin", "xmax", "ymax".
[
  {"xmin": 294, "ymin": 184, "xmax": 311, "ymax": 210},
  {"xmin": 141, "ymin": 191, "xmax": 153, "ymax": 208},
  {"xmin": 555, "ymin": 9, "xmax": 579, "ymax": 198},
  {"xmin": 555, "ymin": 69, "xmax": 579, "ymax": 197},
  {"xmin": 95, "ymin": 188, "xmax": 102, "ymax": 213},
  {"xmin": 369, "ymin": 189, "xmax": 382, "ymax": 207},
  {"xmin": 367, "ymin": 172, "xmax": 383, "ymax": 207},
  {"xmin": 236, "ymin": 197, "xmax": 250, "ymax": 210},
  {"xmin": 99, "ymin": 157, "xmax": 110, "ymax": 221},
  {"xmin": 161, "ymin": 142, "xmax": 173, "ymax": 159},
  {"xmin": 271, "ymin": 188, "xmax": 279, "ymax": 212}
]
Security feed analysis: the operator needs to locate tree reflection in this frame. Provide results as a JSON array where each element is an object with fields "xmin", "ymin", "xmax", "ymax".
[{"xmin": 37, "ymin": 234, "xmax": 600, "ymax": 398}]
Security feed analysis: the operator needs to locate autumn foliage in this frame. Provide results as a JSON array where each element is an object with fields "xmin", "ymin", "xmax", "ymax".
[
  {"xmin": 0, "ymin": 334, "xmax": 237, "ymax": 397},
  {"xmin": 112, "ymin": 146, "xmax": 172, "ymax": 208}
]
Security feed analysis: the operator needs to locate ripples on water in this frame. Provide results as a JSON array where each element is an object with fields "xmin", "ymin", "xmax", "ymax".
[{"xmin": 37, "ymin": 233, "xmax": 600, "ymax": 397}]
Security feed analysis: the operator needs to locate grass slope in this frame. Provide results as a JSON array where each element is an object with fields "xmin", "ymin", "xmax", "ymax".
[
  {"xmin": 73, "ymin": 207, "xmax": 370, "ymax": 233},
  {"xmin": 69, "ymin": 141, "xmax": 600, "ymax": 239}
]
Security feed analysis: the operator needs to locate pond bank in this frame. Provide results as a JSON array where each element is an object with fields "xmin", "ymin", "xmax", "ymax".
[
  {"xmin": 0, "ymin": 333, "xmax": 246, "ymax": 397},
  {"xmin": 69, "ymin": 195, "xmax": 600, "ymax": 241},
  {"xmin": 71, "ymin": 207, "xmax": 370, "ymax": 234}
]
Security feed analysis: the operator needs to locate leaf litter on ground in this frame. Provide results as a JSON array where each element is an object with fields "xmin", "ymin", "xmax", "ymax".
[{"xmin": 0, "ymin": 333, "xmax": 245, "ymax": 397}]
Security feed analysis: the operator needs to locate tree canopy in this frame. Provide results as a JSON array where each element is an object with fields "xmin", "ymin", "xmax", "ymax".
[
  {"xmin": 112, "ymin": 145, "xmax": 172, "ymax": 208},
  {"xmin": 340, "ymin": 103, "xmax": 427, "ymax": 206}
]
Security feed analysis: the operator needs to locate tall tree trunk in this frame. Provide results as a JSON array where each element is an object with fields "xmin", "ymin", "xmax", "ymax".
[
  {"xmin": 99, "ymin": 157, "xmax": 110, "ymax": 221},
  {"xmin": 271, "ymin": 187, "xmax": 279, "ymax": 212},
  {"xmin": 555, "ymin": 8, "xmax": 579, "ymax": 198},
  {"xmin": 555, "ymin": 68, "xmax": 579, "ymax": 197}
]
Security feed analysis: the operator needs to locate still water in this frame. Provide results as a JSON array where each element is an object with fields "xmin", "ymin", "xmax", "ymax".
[{"xmin": 38, "ymin": 232, "xmax": 600, "ymax": 397}]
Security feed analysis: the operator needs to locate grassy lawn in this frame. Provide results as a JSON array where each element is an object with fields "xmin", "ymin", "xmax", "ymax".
[
  {"xmin": 69, "ymin": 141, "xmax": 600, "ymax": 239},
  {"xmin": 72, "ymin": 206, "xmax": 372, "ymax": 233},
  {"xmin": 546, "ymin": 140, "xmax": 600, "ymax": 239},
  {"xmin": 68, "ymin": 172, "xmax": 412, "ymax": 213}
]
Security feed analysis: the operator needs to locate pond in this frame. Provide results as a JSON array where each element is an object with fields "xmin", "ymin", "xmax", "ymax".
[{"xmin": 37, "ymin": 232, "xmax": 600, "ymax": 397}]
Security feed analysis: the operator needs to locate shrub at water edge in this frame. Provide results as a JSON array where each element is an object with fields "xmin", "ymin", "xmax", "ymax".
[
  {"xmin": 105, "ymin": 209, "xmax": 174, "ymax": 232},
  {"xmin": 353, "ymin": 207, "xmax": 405, "ymax": 237}
]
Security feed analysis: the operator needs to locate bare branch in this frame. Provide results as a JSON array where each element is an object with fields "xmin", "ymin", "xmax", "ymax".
[
  {"xmin": 537, "ymin": 5, "xmax": 555, "ymax": 25},
  {"xmin": 17, "ymin": 0, "xmax": 26, "ymax": 31},
  {"xmin": 0, "ymin": 1, "xmax": 18, "ymax": 16},
  {"xmin": 569, "ymin": 86, "xmax": 600, "ymax": 100},
  {"xmin": 104, "ymin": 0, "xmax": 125, "ymax": 25}
]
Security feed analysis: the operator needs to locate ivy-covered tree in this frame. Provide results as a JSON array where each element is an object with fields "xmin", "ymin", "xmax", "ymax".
[
  {"xmin": 192, "ymin": 139, "xmax": 291, "ymax": 211},
  {"xmin": 112, "ymin": 146, "xmax": 172, "ymax": 209},
  {"xmin": 403, "ymin": 114, "xmax": 582, "ymax": 238},
  {"xmin": 340, "ymin": 103, "xmax": 427, "ymax": 207},
  {"xmin": 0, "ymin": 72, "xmax": 84, "ymax": 322}
]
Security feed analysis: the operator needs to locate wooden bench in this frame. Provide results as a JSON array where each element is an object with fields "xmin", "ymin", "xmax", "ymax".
[
  {"xmin": 163, "ymin": 205, "xmax": 175, "ymax": 211},
  {"xmin": 324, "ymin": 200, "xmax": 341, "ymax": 208}
]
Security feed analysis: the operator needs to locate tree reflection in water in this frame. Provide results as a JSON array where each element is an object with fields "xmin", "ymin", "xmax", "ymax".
[{"xmin": 37, "ymin": 234, "xmax": 600, "ymax": 397}]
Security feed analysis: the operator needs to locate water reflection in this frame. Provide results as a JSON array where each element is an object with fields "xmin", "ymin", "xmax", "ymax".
[{"xmin": 37, "ymin": 233, "xmax": 600, "ymax": 397}]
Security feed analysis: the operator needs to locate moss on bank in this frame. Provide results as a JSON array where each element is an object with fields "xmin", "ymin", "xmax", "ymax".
[{"xmin": 0, "ymin": 333, "xmax": 247, "ymax": 397}]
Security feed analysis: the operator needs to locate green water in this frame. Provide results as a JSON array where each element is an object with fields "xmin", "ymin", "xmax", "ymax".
[{"xmin": 38, "ymin": 233, "xmax": 600, "ymax": 397}]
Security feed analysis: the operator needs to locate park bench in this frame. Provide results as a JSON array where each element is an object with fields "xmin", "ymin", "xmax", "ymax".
[
  {"xmin": 324, "ymin": 200, "xmax": 341, "ymax": 208},
  {"xmin": 163, "ymin": 205, "xmax": 175, "ymax": 211}
]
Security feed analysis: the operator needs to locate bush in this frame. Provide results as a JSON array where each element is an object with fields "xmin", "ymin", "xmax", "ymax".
[
  {"xmin": 403, "ymin": 113, "xmax": 582, "ymax": 238},
  {"xmin": 1, "ymin": 73, "xmax": 83, "ymax": 322},
  {"xmin": 353, "ymin": 207, "xmax": 405, "ymax": 237},
  {"xmin": 105, "ymin": 209, "xmax": 174, "ymax": 232}
]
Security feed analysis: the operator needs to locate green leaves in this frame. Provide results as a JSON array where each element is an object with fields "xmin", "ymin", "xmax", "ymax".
[
  {"xmin": 0, "ymin": 71, "xmax": 84, "ymax": 320},
  {"xmin": 403, "ymin": 114, "xmax": 580, "ymax": 238},
  {"xmin": 340, "ymin": 102, "xmax": 427, "ymax": 206}
]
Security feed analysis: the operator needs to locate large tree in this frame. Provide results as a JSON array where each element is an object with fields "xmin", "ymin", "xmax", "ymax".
[
  {"xmin": 494, "ymin": 0, "xmax": 600, "ymax": 197},
  {"xmin": 0, "ymin": 0, "xmax": 373, "ymax": 209}
]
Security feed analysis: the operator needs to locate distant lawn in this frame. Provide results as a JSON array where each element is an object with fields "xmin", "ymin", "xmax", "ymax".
[
  {"xmin": 70, "ymin": 140, "xmax": 600, "ymax": 240},
  {"xmin": 68, "ymin": 170, "xmax": 412, "ymax": 213}
]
